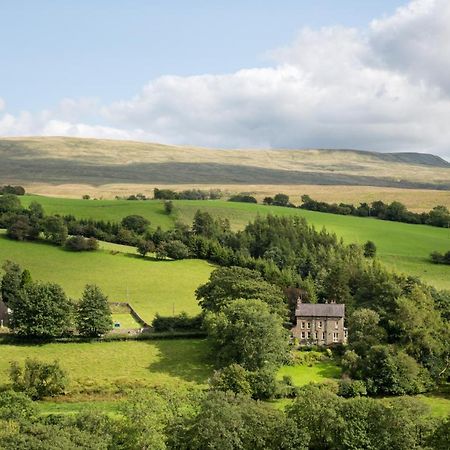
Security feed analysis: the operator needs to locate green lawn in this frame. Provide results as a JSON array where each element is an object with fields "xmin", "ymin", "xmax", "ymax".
[
  {"xmin": 277, "ymin": 360, "xmax": 341, "ymax": 386},
  {"xmin": 0, "ymin": 339, "xmax": 213, "ymax": 393},
  {"xmin": 19, "ymin": 195, "xmax": 450, "ymax": 289},
  {"xmin": 0, "ymin": 234, "xmax": 213, "ymax": 323}
]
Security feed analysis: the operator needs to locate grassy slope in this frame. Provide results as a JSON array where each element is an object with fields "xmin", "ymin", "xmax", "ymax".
[
  {"xmin": 19, "ymin": 195, "xmax": 448, "ymax": 289},
  {"xmin": 0, "ymin": 234, "xmax": 213, "ymax": 323},
  {"xmin": 0, "ymin": 339, "xmax": 212, "ymax": 390},
  {"xmin": 2, "ymin": 137, "xmax": 449, "ymax": 189}
]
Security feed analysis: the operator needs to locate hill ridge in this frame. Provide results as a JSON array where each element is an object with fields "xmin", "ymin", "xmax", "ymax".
[{"xmin": 0, "ymin": 136, "xmax": 449, "ymax": 189}]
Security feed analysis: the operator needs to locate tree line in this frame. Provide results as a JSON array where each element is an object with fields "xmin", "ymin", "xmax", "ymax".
[
  {"xmin": 299, "ymin": 194, "xmax": 450, "ymax": 228},
  {"xmin": 1, "ymin": 262, "xmax": 112, "ymax": 338},
  {"xmin": 0, "ymin": 378, "xmax": 448, "ymax": 449}
]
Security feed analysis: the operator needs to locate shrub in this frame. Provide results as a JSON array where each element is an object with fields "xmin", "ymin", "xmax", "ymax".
[
  {"xmin": 158, "ymin": 240, "xmax": 190, "ymax": 260},
  {"xmin": 9, "ymin": 359, "xmax": 68, "ymax": 400},
  {"xmin": 0, "ymin": 390, "xmax": 37, "ymax": 421},
  {"xmin": 228, "ymin": 194, "xmax": 257, "ymax": 204},
  {"xmin": 209, "ymin": 364, "xmax": 253, "ymax": 396},
  {"xmin": 152, "ymin": 312, "xmax": 202, "ymax": 332},
  {"xmin": 65, "ymin": 235, "xmax": 98, "ymax": 251},
  {"xmin": 338, "ymin": 379, "xmax": 367, "ymax": 398}
]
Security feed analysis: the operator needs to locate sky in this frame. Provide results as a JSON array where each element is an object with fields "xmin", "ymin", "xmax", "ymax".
[{"xmin": 0, "ymin": 0, "xmax": 449, "ymax": 159}]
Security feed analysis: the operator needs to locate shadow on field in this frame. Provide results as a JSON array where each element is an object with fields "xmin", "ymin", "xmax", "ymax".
[
  {"xmin": 146, "ymin": 339, "xmax": 214, "ymax": 384},
  {"xmin": 316, "ymin": 361, "xmax": 342, "ymax": 379}
]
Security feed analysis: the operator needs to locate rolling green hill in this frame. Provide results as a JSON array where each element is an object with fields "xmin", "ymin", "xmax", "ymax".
[
  {"xmin": 1, "ymin": 136, "xmax": 449, "ymax": 189},
  {"xmin": 17, "ymin": 195, "xmax": 450, "ymax": 290},
  {"xmin": 0, "ymin": 233, "xmax": 213, "ymax": 323}
]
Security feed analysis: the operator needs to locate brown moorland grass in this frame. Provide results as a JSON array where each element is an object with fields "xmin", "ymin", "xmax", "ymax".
[{"xmin": 24, "ymin": 182, "xmax": 450, "ymax": 212}]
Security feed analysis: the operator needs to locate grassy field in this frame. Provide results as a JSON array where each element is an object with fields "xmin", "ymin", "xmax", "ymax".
[
  {"xmin": 23, "ymin": 184, "xmax": 450, "ymax": 212},
  {"xmin": 21, "ymin": 195, "xmax": 174, "ymax": 229},
  {"xmin": 18, "ymin": 195, "xmax": 450, "ymax": 289},
  {"xmin": 0, "ymin": 339, "xmax": 212, "ymax": 393},
  {"xmin": 0, "ymin": 233, "xmax": 213, "ymax": 323},
  {"xmin": 277, "ymin": 361, "xmax": 341, "ymax": 386}
]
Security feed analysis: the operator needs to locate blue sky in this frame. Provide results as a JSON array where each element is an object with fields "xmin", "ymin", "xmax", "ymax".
[
  {"xmin": 1, "ymin": 0, "xmax": 406, "ymax": 113},
  {"xmin": 1, "ymin": 0, "xmax": 449, "ymax": 159}
]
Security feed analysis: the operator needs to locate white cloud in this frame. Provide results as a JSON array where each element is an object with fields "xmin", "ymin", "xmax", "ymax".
[{"xmin": 1, "ymin": 0, "xmax": 450, "ymax": 159}]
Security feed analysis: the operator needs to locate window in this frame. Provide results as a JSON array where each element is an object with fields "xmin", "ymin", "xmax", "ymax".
[
  {"xmin": 322, "ymin": 332, "xmax": 325, "ymax": 340},
  {"xmin": 315, "ymin": 332, "xmax": 318, "ymax": 339},
  {"xmin": 335, "ymin": 321, "xmax": 339, "ymax": 329},
  {"xmin": 333, "ymin": 332, "xmax": 339, "ymax": 343},
  {"xmin": 307, "ymin": 322, "xmax": 311, "ymax": 329},
  {"xmin": 301, "ymin": 331, "xmax": 305, "ymax": 339},
  {"xmin": 318, "ymin": 321, "xmax": 322, "ymax": 328},
  {"xmin": 301, "ymin": 321, "xmax": 305, "ymax": 329},
  {"xmin": 307, "ymin": 331, "xmax": 310, "ymax": 339}
]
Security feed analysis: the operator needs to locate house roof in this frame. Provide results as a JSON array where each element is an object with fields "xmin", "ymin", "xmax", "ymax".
[{"xmin": 295, "ymin": 303, "xmax": 345, "ymax": 318}]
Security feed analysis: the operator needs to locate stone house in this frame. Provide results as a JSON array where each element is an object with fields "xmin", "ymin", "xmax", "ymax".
[
  {"xmin": 0, "ymin": 299, "xmax": 9, "ymax": 328},
  {"xmin": 291, "ymin": 300, "xmax": 347, "ymax": 345}
]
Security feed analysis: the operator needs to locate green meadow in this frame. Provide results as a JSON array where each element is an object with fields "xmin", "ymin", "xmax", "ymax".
[
  {"xmin": 20, "ymin": 195, "xmax": 450, "ymax": 289},
  {"xmin": 0, "ymin": 339, "xmax": 212, "ymax": 393},
  {"xmin": 0, "ymin": 233, "xmax": 213, "ymax": 323}
]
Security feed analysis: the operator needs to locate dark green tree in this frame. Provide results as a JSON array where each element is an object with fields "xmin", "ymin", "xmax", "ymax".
[
  {"xmin": 273, "ymin": 193, "xmax": 290, "ymax": 206},
  {"xmin": 76, "ymin": 285, "xmax": 112, "ymax": 337},
  {"xmin": 121, "ymin": 215, "xmax": 150, "ymax": 234},
  {"xmin": 196, "ymin": 266, "xmax": 288, "ymax": 318},
  {"xmin": 0, "ymin": 194, "xmax": 21, "ymax": 213},
  {"xmin": 8, "ymin": 281, "xmax": 73, "ymax": 337},
  {"xmin": 1, "ymin": 261, "xmax": 25, "ymax": 305},
  {"xmin": 363, "ymin": 240, "xmax": 377, "ymax": 257},
  {"xmin": 137, "ymin": 239, "xmax": 155, "ymax": 257},
  {"xmin": 204, "ymin": 299, "xmax": 288, "ymax": 371},
  {"xmin": 42, "ymin": 215, "xmax": 68, "ymax": 245},
  {"xmin": 164, "ymin": 200, "xmax": 174, "ymax": 214}
]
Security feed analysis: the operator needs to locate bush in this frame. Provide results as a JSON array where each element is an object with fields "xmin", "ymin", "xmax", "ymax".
[
  {"xmin": 0, "ymin": 390, "xmax": 37, "ymax": 421},
  {"xmin": 121, "ymin": 215, "xmax": 150, "ymax": 234},
  {"xmin": 65, "ymin": 236, "xmax": 98, "ymax": 251},
  {"xmin": 157, "ymin": 240, "xmax": 190, "ymax": 260},
  {"xmin": 209, "ymin": 364, "xmax": 253, "ymax": 396},
  {"xmin": 151, "ymin": 312, "xmax": 202, "ymax": 332},
  {"xmin": 9, "ymin": 359, "xmax": 68, "ymax": 400},
  {"xmin": 363, "ymin": 240, "xmax": 377, "ymax": 258},
  {"xmin": 228, "ymin": 194, "xmax": 257, "ymax": 204},
  {"xmin": 0, "ymin": 185, "xmax": 25, "ymax": 195},
  {"xmin": 338, "ymin": 379, "xmax": 367, "ymax": 398}
]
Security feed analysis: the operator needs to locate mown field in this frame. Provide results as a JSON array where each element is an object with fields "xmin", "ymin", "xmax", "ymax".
[
  {"xmin": 0, "ymin": 233, "xmax": 213, "ymax": 323},
  {"xmin": 19, "ymin": 195, "xmax": 450, "ymax": 290}
]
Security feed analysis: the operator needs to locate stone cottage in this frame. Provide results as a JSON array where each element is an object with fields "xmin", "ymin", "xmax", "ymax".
[{"xmin": 292, "ymin": 300, "xmax": 347, "ymax": 345}]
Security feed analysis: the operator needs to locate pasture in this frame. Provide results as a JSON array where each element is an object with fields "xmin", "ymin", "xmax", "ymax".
[
  {"xmin": 0, "ymin": 233, "xmax": 213, "ymax": 323},
  {"xmin": 18, "ymin": 195, "xmax": 450, "ymax": 289},
  {"xmin": 0, "ymin": 339, "xmax": 212, "ymax": 395}
]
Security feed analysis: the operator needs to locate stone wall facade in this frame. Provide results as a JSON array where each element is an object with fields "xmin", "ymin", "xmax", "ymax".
[{"xmin": 292, "ymin": 315, "xmax": 347, "ymax": 345}]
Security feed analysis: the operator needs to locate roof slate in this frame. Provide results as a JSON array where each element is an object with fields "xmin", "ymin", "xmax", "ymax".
[{"xmin": 295, "ymin": 303, "xmax": 345, "ymax": 318}]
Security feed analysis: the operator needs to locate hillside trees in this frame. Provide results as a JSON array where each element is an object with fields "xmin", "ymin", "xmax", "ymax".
[
  {"xmin": 205, "ymin": 299, "xmax": 288, "ymax": 371},
  {"xmin": 76, "ymin": 285, "xmax": 113, "ymax": 337},
  {"xmin": 8, "ymin": 281, "xmax": 73, "ymax": 337},
  {"xmin": 121, "ymin": 215, "xmax": 150, "ymax": 234},
  {"xmin": 42, "ymin": 215, "xmax": 68, "ymax": 245},
  {"xmin": 196, "ymin": 266, "xmax": 288, "ymax": 318}
]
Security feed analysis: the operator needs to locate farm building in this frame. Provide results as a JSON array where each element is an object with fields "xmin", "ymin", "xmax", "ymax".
[{"xmin": 292, "ymin": 300, "xmax": 347, "ymax": 345}]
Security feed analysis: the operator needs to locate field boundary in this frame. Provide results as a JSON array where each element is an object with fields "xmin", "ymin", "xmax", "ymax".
[{"xmin": 110, "ymin": 301, "xmax": 149, "ymax": 327}]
